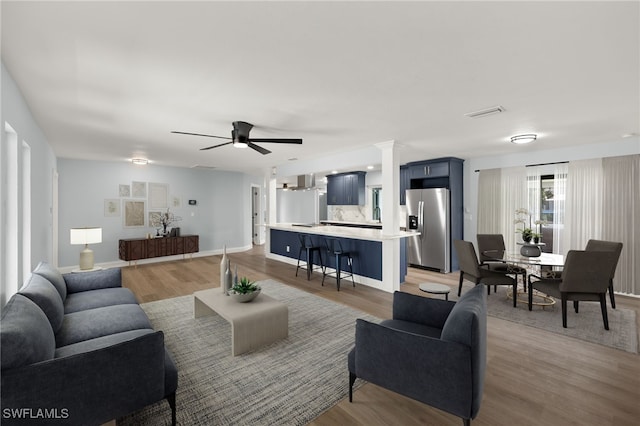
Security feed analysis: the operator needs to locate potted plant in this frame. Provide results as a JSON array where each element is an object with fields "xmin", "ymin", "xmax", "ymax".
[
  {"xmin": 514, "ymin": 208, "xmax": 533, "ymax": 243},
  {"xmin": 230, "ymin": 277, "xmax": 261, "ymax": 303}
]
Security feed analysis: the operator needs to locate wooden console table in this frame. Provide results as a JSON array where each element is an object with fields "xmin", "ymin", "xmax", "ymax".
[{"xmin": 119, "ymin": 235, "xmax": 199, "ymax": 266}]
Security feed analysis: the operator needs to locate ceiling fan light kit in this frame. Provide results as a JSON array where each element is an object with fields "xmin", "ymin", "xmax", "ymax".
[{"xmin": 172, "ymin": 121, "xmax": 302, "ymax": 155}]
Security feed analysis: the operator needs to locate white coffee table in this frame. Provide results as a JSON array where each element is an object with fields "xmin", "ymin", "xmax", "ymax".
[{"xmin": 193, "ymin": 288, "xmax": 288, "ymax": 356}]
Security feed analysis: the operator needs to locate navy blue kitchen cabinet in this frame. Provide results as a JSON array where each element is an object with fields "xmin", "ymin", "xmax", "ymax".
[{"xmin": 326, "ymin": 171, "xmax": 366, "ymax": 205}]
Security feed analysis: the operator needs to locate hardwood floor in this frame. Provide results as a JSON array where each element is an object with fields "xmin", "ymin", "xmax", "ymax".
[{"xmin": 122, "ymin": 246, "xmax": 640, "ymax": 426}]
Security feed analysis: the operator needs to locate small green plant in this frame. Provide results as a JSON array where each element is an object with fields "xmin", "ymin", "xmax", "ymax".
[{"xmin": 230, "ymin": 277, "xmax": 260, "ymax": 294}]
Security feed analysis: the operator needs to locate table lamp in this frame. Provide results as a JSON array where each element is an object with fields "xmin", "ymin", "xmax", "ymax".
[{"xmin": 70, "ymin": 227, "xmax": 102, "ymax": 270}]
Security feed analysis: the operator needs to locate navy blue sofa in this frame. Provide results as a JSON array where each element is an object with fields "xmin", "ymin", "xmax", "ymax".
[
  {"xmin": 1, "ymin": 262, "xmax": 177, "ymax": 425},
  {"xmin": 348, "ymin": 284, "xmax": 487, "ymax": 426}
]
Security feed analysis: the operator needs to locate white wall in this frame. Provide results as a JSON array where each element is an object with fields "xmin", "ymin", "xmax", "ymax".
[
  {"xmin": 1, "ymin": 63, "xmax": 58, "ymax": 305},
  {"xmin": 57, "ymin": 159, "xmax": 262, "ymax": 268}
]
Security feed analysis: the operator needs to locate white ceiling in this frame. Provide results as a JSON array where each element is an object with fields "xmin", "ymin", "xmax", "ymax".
[{"xmin": 2, "ymin": 1, "xmax": 639, "ymax": 176}]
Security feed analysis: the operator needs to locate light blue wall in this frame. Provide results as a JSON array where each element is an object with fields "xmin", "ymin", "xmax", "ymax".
[
  {"xmin": 1, "ymin": 63, "xmax": 57, "ymax": 273},
  {"xmin": 57, "ymin": 159, "xmax": 262, "ymax": 268}
]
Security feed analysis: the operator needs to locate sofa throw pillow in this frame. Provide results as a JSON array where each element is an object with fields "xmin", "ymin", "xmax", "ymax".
[
  {"xmin": 33, "ymin": 261, "xmax": 67, "ymax": 301},
  {"xmin": 19, "ymin": 274, "xmax": 65, "ymax": 333},
  {"xmin": 0, "ymin": 294, "xmax": 55, "ymax": 370}
]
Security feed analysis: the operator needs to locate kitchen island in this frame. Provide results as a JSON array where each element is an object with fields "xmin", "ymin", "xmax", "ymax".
[{"xmin": 267, "ymin": 223, "xmax": 416, "ymax": 291}]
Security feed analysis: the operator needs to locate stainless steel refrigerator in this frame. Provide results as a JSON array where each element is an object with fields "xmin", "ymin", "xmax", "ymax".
[{"xmin": 406, "ymin": 188, "xmax": 451, "ymax": 273}]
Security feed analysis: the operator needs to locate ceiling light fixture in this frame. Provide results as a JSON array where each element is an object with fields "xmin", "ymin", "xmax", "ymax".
[
  {"xmin": 464, "ymin": 105, "xmax": 505, "ymax": 119},
  {"xmin": 510, "ymin": 134, "xmax": 537, "ymax": 145},
  {"xmin": 131, "ymin": 158, "xmax": 148, "ymax": 165}
]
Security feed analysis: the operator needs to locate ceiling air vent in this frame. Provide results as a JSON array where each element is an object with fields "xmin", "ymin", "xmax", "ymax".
[
  {"xmin": 464, "ymin": 106, "xmax": 505, "ymax": 119},
  {"xmin": 191, "ymin": 165, "xmax": 217, "ymax": 169}
]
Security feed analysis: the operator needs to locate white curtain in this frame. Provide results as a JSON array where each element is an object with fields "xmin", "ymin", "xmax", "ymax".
[
  {"xmin": 602, "ymin": 155, "xmax": 639, "ymax": 295},
  {"xmin": 477, "ymin": 168, "xmax": 502, "ymax": 234},
  {"xmin": 500, "ymin": 167, "xmax": 528, "ymax": 251},
  {"xmin": 565, "ymin": 158, "xmax": 603, "ymax": 252},
  {"xmin": 552, "ymin": 163, "xmax": 568, "ymax": 255}
]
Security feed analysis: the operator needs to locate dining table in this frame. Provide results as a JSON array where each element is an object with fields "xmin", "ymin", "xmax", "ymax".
[{"xmin": 482, "ymin": 249, "xmax": 565, "ymax": 307}]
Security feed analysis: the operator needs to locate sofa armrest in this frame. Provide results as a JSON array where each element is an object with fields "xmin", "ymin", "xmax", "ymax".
[
  {"xmin": 63, "ymin": 268, "xmax": 122, "ymax": 293},
  {"xmin": 1, "ymin": 331, "xmax": 166, "ymax": 425},
  {"xmin": 352, "ymin": 319, "xmax": 474, "ymax": 419},
  {"xmin": 392, "ymin": 291, "xmax": 455, "ymax": 329}
]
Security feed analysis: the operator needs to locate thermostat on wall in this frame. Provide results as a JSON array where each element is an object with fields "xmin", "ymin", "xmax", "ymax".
[{"xmin": 188, "ymin": 200, "xmax": 197, "ymax": 205}]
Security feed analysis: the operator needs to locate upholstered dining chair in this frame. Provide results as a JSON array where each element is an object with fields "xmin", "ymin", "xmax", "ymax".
[
  {"xmin": 453, "ymin": 240, "xmax": 518, "ymax": 307},
  {"xmin": 585, "ymin": 240, "xmax": 623, "ymax": 309},
  {"xmin": 540, "ymin": 239, "xmax": 623, "ymax": 309},
  {"xmin": 477, "ymin": 234, "xmax": 528, "ymax": 291},
  {"xmin": 527, "ymin": 249, "xmax": 620, "ymax": 330}
]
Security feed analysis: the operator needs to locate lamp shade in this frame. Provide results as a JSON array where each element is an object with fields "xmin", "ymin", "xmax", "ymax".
[{"xmin": 70, "ymin": 227, "xmax": 102, "ymax": 245}]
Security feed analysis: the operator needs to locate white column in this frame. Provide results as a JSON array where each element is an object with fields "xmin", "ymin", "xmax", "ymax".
[
  {"xmin": 375, "ymin": 141, "xmax": 401, "ymax": 292},
  {"xmin": 265, "ymin": 172, "xmax": 278, "ymax": 254}
]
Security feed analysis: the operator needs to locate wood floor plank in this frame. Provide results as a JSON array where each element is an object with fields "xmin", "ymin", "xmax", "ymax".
[{"xmin": 121, "ymin": 245, "xmax": 640, "ymax": 426}]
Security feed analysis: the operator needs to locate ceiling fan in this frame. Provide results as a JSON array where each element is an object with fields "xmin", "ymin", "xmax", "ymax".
[{"xmin": 171, "ymin": 121, "xmax": 303, "ymax": 155}]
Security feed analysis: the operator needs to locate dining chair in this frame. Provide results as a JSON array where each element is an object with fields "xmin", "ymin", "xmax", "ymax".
[
  {"xmin": 585, "ymin": 240, "xmax": 623, "ymax": 309},
  {"xmin": 541, "ymin": 239, "xmax": 623, "ymax": 309},
  {"xmin": 527, "ymin": 249, "xmax": 620, "ymax": 330},
  {"xmin": 476, "ymin": 234, "xmax": 528, "ymax": 291},
  {"xmin": 453, "ymin": 240, "xmax": 518, "ymax": 307}
]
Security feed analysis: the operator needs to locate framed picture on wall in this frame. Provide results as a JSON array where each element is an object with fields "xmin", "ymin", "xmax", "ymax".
[
  {"xmin": 123, "ymin": 200, "xmax": 146, "ymax": 228},
  {"xmin": 119, "ymin": 184, "xmax": 131, "ymax": 197},
  {"xmin": 132, "ymin": 181, "xmax": 147, "ymax": 198},
  {"xmin": 170, "ymin": 195, "xmax": 181, "ymax": 209},
  {"xmin": 148, "ymin": 183, "xmax": 169, "ymax": 210},
  {"xmin": 104, "ymin": 199, "xmax": 120, "ymax": 217}
]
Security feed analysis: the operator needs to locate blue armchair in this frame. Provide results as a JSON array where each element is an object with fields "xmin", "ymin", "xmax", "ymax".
[{"xmin": 348, "ymin": 284, "xmax": 487, "ymax": 426}]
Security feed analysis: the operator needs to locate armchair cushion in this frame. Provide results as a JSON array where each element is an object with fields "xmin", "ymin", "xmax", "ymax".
[
  {"xmin": 0, "ymin": 294, "xmax": 55, "ymax": 370},
  {"xmin": 18, "ymin": 273, "xmax": 65, "ymax": 333},
  {"xmin": 392, "ymin": 290, "xmax": 454, "ymax": 329}
]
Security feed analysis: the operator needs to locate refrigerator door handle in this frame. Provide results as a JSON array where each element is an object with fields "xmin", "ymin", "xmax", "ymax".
[{"xmin": 418, "ymin": 201, "xmax": 424, "ymax": 238}]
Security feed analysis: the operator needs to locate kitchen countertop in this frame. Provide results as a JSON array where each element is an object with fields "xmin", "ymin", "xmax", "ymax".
[
  {"xmin": 268, "ymin": 223, "xmax": 417, "ymax": 242},
  {"xmin": 319, "ymin": 220, "xmax": 383, "ymax": 229}
]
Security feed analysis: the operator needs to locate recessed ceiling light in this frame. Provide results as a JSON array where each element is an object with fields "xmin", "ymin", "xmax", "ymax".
[
  {"xmin": 510, "ymin": 134, "xmax": 537, "ymax": 145},
  {"xmin": 331, "ymin": 170, "xmax": 338, "ymax": 174},
  {"xmin": 621, "ymin": 133, "xmax": 638, "ymax": 138},
  {"xmin": 367, "ymin": 165, "xmax": 374, "ymax": 170},
  {"xmin": 131, "ymin": 158, "xmax": 149, "ymax": 165}
]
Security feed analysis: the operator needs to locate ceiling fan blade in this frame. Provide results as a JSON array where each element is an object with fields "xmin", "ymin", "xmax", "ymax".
[
  {"xmin": 171, "ymin": 131, "xmax": 231, "ymax": 140},
  {"xmin": 248, "ymin": 138, "xmax": 303, "ymax": 144},
  {"xmin": 247, "ymin": 142, "xmax": 272, "ymax": 155},
  {"xmin": 200, "ymin": 141, "xmax": 233, "ymax": 151}
]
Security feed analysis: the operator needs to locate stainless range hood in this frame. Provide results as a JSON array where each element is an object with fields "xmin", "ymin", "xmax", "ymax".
[{"xmin": 295, "ymin": 174, "xmax": 315, "ymax": 190}]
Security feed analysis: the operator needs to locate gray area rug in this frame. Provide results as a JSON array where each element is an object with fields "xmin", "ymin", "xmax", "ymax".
[
  {"xmin": 456, "ymin": 284, "xmax": 638, "ymax": 354},
  {"xmin": 118, "ymin": 280, "xmax": 378, "ymax": 425}
]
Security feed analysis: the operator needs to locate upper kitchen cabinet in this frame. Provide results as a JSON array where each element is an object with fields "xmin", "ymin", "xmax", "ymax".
[
  {"xmin": 408, "ymin": 160, "xmax": 449, "ymax": 179},
  {"xmin": 326, "ymin": 171, "xmax": 366, "ymax": 205}
]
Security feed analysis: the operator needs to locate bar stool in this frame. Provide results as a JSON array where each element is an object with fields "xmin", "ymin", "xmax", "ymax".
[
  {"xmin": 296, "ymin": 234, "xmax": 324, "ymax": 280},
  {"xmin": 322, "ymin": 237, "xmax": 355, "ymax": 291}
]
